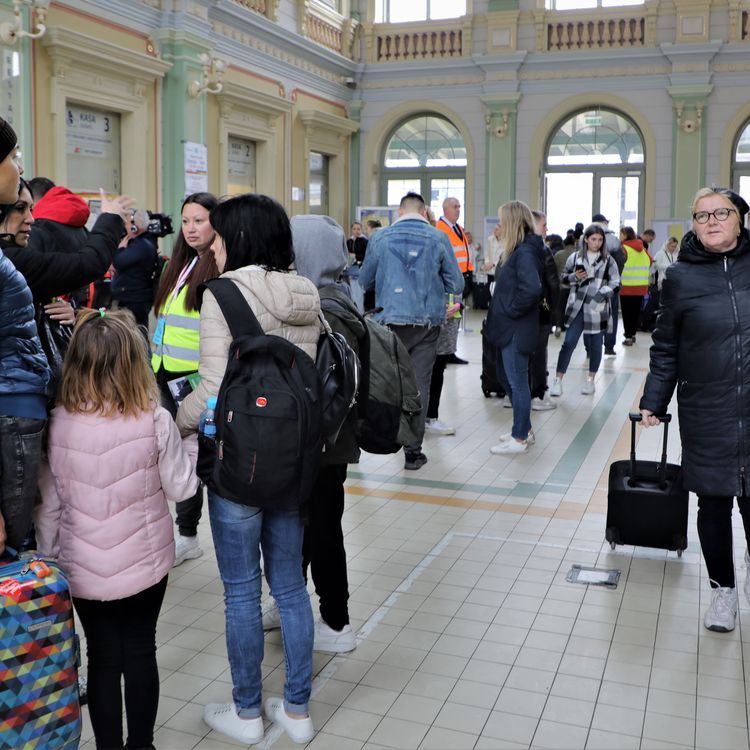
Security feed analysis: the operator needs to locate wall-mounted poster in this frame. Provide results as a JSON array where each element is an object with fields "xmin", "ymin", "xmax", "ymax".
[
  {"xmin": 184, "ymin": 141, "xmax": 208, "ymax": 195},
  {"xmin": 356, "ymin": 206, "xmax": 399, "ymax": 232},
  {"xmin": 66, "ymin": 104, "xmax": 121, "ymax": 193}
]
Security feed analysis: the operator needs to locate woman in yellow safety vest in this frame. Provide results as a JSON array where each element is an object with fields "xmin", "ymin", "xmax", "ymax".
[
  {"xmin": 152, "ymin": 192, "xmax": 219, "ymax": 565},
  {"xmin": 619, "ymin": 225, "xmax": 652, "ymax": 347}
]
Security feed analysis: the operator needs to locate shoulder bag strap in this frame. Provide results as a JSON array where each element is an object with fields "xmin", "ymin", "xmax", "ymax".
[{"xmin": 202, "ymin": 278, "xmax": 264, "ymax": 340}]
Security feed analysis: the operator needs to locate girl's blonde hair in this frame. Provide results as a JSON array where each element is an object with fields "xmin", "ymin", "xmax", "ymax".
[
  {"xmin": 498, "ymin": 200, "xmax": 536, "ymax": 263},
  {"xmin": 58, "ymin": 309, "xmax": 159, "ymax": 417}
]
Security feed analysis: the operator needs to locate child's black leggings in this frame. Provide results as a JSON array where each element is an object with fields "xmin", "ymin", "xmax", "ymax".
[{"xmin": 74, "ymin": 576, "xmax": 168, "ymax": 750}]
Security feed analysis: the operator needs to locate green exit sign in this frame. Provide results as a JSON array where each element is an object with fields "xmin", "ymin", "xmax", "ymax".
[{"xmin": 584, "ymin": 116, "xmax": 602, "ymax": 126}]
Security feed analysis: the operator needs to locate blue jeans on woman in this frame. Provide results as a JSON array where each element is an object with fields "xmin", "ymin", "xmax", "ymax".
[
  {"xmin": 557, "ymin": 309, "xmax": 604, "ymax": 375},
  {"xmin": 208, "ymin": 492, "xmax": 314, "ymax": 718},
  {"xmin": 497, "ymin": 336, "xmax": 532, "ymax": 440}
]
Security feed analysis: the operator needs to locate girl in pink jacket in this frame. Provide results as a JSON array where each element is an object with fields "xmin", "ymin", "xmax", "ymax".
[{"xmin": 37, "ymin": 308, "xmax": 199, "ymax": 750}]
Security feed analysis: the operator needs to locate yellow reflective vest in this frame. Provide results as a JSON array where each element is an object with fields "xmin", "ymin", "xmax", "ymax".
[
  {"xmin": 620, "ymin": 241, "xmax": 651, "ymax": 295},
  {"xmin": 151, "ymin": 283, "xmax": 200, "ymax": 373}
]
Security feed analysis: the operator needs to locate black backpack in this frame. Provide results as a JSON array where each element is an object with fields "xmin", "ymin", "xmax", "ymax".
[{"xmin": 196, "ymin": 278, "xmax": 323, "ymax": 510}]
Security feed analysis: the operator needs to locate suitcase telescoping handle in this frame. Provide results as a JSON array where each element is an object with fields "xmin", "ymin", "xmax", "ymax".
[{"xmin": 628, "ymin": 412, "xmax": 672, "ymax": 485}]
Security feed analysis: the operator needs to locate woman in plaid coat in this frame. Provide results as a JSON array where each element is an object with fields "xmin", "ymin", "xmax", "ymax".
[{"xmin": 549, "ymin": 224, "xmax": 620, "ymax": 397}]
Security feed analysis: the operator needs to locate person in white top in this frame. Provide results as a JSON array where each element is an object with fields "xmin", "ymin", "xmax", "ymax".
[{"xmin": 650, "ymin": 236, "xmax": 679, "ymax": 291}]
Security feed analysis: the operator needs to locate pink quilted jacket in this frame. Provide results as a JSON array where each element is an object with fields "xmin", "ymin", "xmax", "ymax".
[{"xmin": 37, "ymin": 405, "xmax": 199, "ymax": 601}]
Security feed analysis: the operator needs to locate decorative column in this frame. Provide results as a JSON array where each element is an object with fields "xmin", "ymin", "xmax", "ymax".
[
  {"xmin": 347, "ymin": 99, "xmax": 364, "ymax": 220},
  {"xmin": 481, "ymin": 93, "xmax": 521, "ymax": 216},
  {"xmin": 667, "ymin": 85, "xmax": 712, "ymax": 217}
]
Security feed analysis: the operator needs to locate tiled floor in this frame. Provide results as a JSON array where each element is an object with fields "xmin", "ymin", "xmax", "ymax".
[{"xmin": 79, "ymin": 311, "xmax": 750, "ymax": 749}]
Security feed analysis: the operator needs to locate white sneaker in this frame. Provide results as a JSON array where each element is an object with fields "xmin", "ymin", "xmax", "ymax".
[
  {"xmin": 203, "ymin": 703, "xmax": 264, "ymax": 745},
  {"xmin": 703, "ymin": 583, "xmax": 738, "ymax": 632},
  {"xmin": 314, "ymin": 621, "xmax": 357, "ymax": 653},
  {"xmin": 425, "ymin": 418, "xmax": 456, "ymax": 436},
  {"xmin": 744, "ymin": 551, "xmax": 750, "ymax": 606},
  {"xmin": 502, "ymin": 395, "xmax": 512, "ymax": 408},
  {"xmin": 264, "ymin": 697, "xmax": 314, "ymax": 744},
  {"xmin": 580, "ymin": 379, "xmax": 596, "ymax": 395},
  {"xmin": 262, "ymin": 599, "xmax": 281, "ymax": 631},
  {"xmin": 531, "ymin": 396, "xmax": 557, "ymax": 411},
  {"xmin": 490, "ymin": 439, "xmax": 529, "ymax": 455},
  {"xmin": 497, "ymin": 429, "xmax": 535, "ymax": 445},
  {"xmin": 173, "ymin": 534, "xmax": 203, "ymax": 567},
  {"xmin": 550, "ymin": 378, "xmax": 563, "ymax": 397}
]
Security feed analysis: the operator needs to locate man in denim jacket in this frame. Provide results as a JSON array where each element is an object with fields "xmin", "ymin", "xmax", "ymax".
[{"xmin": 359, "ymin": 192, "xmax": 463, "ymax": 470}]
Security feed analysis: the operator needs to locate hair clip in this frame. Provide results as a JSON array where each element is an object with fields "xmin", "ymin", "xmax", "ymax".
[{"xmin": 98, "ymin": 308, "xmax": 106, "ymax": 317}]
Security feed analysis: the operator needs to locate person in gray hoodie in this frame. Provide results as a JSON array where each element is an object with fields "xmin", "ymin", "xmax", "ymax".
[{"xmin": 263, "ymin": 214, "xmax": 365, "ymax": 654}]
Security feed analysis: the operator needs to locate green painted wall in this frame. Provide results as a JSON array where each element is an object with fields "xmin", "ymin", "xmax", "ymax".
[{"xmin": 482, "ymin": 94, "xmax": 522, "ymax": 213}]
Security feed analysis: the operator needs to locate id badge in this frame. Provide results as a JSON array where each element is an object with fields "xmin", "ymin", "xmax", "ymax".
[{"xmin": 152, "ymin": 317, "xmax": 166, "ymax": 346}]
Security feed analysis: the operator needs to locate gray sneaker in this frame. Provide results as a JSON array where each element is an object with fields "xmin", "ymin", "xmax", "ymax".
[{"xmin": 703, "ymin": 584, "xmax": 737, "ymax": 632}]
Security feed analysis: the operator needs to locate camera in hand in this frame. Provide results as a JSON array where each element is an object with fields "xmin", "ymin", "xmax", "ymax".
[{"xmin": 146, "ymin": 212, "xmax": 174, "ymax": 238}]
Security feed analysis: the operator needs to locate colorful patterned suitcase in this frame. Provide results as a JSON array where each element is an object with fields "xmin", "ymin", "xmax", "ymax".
[{"xmin": 0, "ymin": 558, "xmax": 81, "ymax": 750}]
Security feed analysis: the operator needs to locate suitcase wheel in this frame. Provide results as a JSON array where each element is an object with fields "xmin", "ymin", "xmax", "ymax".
[
  {"xmin": 677, "ymin": 548, "xmax": 682, "ymax": 558},
  {"xmin": 483, "ymin": 389, "xmax": 492, "ymax": 398},
  {"xmin": 610, "ymin": 541, "xmax": 616, "ymax": 550}
]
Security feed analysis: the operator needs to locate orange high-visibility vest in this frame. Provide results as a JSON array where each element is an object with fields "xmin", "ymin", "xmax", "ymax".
[{"xmin": 438, "ymin": 218, "xmax": 473, "ymax": 273}]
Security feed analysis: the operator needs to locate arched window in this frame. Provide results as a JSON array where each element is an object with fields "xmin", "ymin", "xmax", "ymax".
[
  {"xmin": 733, "ymin": 121, "xmax": 750, "ymax": 198},
  {"xmin": 375, "ymin": 0, "xmax": 466, "ymax": 23},
  {"xmin": 544, "ymin": 108, "xmax": 645, "ymax": 235},
  {"xmin": 381, "ymin": 114, "xmax": 466, "ymax": 215}
]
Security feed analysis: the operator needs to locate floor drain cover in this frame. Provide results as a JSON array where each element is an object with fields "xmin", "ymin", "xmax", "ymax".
[{"xmin": 566, "ymin": 565, "xmax": 620, "ymax": 588}]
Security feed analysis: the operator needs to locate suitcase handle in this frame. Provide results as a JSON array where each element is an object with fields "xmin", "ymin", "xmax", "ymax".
[{"xmin": 628, "ymin": 412, "xmax": 671, "ymax": 485}]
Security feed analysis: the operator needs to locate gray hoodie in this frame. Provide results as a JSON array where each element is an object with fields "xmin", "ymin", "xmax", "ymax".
[{"xmin": 291, "ymin": 214, "xmax": 350, "ymax": 295}]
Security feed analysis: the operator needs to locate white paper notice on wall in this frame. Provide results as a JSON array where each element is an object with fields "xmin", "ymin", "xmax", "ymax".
[{"xmin": 184, "ymin": 141, "xmax": 208, "ymax": 195}]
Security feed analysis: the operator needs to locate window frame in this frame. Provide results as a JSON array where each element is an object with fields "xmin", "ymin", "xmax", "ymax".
[
  {"xmin": 545, "ymin": 0, "xmax": 644, "ymax": 9},
  {"xmin": 732, "ymin": 120, "xmax": 750, "ymax": 195},
  {"xmin": 375, "ymin": 0, "xmax": 467, "ymax": 24}
]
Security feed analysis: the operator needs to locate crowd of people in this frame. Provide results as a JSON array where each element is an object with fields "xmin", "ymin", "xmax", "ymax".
[{"xmin": 2, "ymin": 104, "xmax": 750, "ymax": 747}]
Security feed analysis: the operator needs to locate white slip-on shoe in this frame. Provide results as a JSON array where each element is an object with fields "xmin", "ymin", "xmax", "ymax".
[
  {"xmin": 490, "ymin": 439, "xmax": 529, "ymax": 455},
  {"xmin": 497, "ymin": 429, "xmax": 535, "ymax": 445},
  {"xmin": 502, "ymin": 395, "xmax": 512, "ymax": 408},
  {"xmin": 580, "ymin": 379, "xmax": 596, "ymax": 395},
  {"xmin": 264, "ymin": 697, "xmax": 314, "ymax": 744},
  {"xmin": 314, "ymin": 621, "xmax": 357, "ymax": 653},
  {"xmin": 203, "ymin": 703, "xmax": 264, "ymax": 745},
  {"xmin": 703, "ymin": 583, "xmax": 738, "ymax": 632},
  {"xmin": 550, "ymin": 378, "xmax": 563, "ymax": 397},
  {"xmin": 425, "ymin": 418, "xmax": 456, "ymax": 436},
  {"xmin": 531, "ymin": 396, "xmax": 557, "ymax": 411},
  {"xmin": 173, "ymin": 534, "xmax": 203, "ymax": 567},
  {"xmin": 262, "ymin": 599, "xmax": 281, "ymax": 631}
]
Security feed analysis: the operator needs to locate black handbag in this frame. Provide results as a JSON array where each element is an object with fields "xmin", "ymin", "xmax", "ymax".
[{"xmin": 35, "ymin": 307, "xmax": 73, "ymax": 401}]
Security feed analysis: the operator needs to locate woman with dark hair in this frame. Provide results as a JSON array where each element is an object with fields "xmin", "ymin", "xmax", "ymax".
[
  {"xmin": 152, "ymin": 192, "xmax": 219, "ymax": 565},
  {"xmin": 176, "ymin": 193, "xmax": 321, "ymax": 746},
  {"xmin": 619, "ymin": 225, "xmax": 651, "ymax": 346},
  {"xmin": 641, "ymin": 187, "xmax": 750, "ymax": 633},
  {"xmin": 550, "ymin": 224, "xmax": 620, "ymax": 397}
]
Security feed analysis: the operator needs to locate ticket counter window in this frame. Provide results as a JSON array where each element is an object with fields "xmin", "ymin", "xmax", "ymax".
[
  {"xmin": 309, "ymin": 151, "xmax": 330, "ymax": 215},
  {"xmin": 227, "ymin": 136, "xmax": 257, "ymax": 195},
  {"xmin": 66, "ymin": 105, "xmax": 121, "ymax": 194}
]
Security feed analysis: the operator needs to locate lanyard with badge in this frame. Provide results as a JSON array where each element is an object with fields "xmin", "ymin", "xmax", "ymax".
[{"xmin": 152, "ymin": 256, "xmax": 198, "ymax": 347}]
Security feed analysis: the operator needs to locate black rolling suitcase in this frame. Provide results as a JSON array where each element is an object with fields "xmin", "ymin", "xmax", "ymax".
[
  {"xmin": 480, "ymin": 318, "xmax": 505, "ymax": 398},
  {"xmin": 606, "ymin": 413, "xmax": 688, "ymax": 556},
  {"xmin": 472, "ymin": 282, "xmax": 491, "ymax": 310}
]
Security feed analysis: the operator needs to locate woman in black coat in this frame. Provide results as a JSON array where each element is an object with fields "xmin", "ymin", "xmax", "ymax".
[
  {"xmin": 486, "ymin": 200, "xmax": 544, "ymax": 455},
  {"xmin": 640, "ymin": 186, "xmax": 750, "ymax": 634}
]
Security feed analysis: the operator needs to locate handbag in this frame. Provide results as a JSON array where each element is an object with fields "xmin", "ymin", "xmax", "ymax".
[{"xmin": 35, "ymin": 306, "xmax": 73, "ymax": 401}]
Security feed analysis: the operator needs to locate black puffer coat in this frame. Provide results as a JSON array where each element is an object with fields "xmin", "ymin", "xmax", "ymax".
[{"xmin": 640, "ymin": 228, "xmax": 750, "ymax": 496}]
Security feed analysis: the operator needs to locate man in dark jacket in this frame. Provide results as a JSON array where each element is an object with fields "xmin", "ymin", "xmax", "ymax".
[{"xmin": 111, "ymin": 209, "xmax": 158, "ymax": 330}]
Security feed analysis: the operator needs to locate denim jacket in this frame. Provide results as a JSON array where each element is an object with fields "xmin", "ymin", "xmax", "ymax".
[{"xmin": 359, "ymin": 215, "xmax": 464, "ymax": 327}]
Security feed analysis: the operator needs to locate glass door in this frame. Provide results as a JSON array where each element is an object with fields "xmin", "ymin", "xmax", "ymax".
[{"xmin": 597, "ymin": 173, "xmax": 640, "ymax": 231}]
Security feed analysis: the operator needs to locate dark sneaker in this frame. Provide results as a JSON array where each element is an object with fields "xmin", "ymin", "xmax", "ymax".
[
  {"xmin": 604, "ymin": 348, "xmax": 616, "ymax": 356},
  {"xmin": 404, "ymin": 451, "xmax": 428, "ymax": 470}
]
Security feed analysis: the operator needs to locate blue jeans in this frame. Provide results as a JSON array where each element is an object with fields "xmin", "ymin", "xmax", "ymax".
[
  {"xmin": 556, "ymin": 309, "xmax": 604, "ymax": 375},
  {"xmin": 497, "ymin": 337, "xmax": 532, "ymax": 440},
  {"xmin": 604, "ymin": 293, "xmax": 619, "ymax": 351},
  {"xmin": 208, "ymin": 492, "xmax": 313, "ymax": 717}
]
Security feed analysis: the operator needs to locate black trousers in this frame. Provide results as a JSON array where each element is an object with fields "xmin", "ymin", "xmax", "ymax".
[
  {"xmin": 620, "ymin": 295, "xmax": 643, "ymax": 339},
  {"xmin": 156, "ymin": 367, "xmax": 204, "ymax": 536},
  {"xmin": 74, "ymin": 576, "xmax": 168, "ymax": 750},
  {"xmin": 427, "ymin": 353, "xmax": 450, "ymax": 420},
  {"xmin": 302, "ymin": 464, "xmax": 349, "ymax": 630},
  {"xmin": 529, "ymin": 324, "xmax": 552, "ymax": 400},
  {"xmin": 697, "ymin": 495, "xmax": 750, "ymax": 588}
]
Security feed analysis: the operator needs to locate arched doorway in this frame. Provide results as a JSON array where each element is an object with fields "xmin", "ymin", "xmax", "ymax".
[
  {"xmin": 380, "ymin": 113, "xmax": 467, "ymax": 215},
  {"xmin": 544, "ymin": 108, "xmax": 645, "ymax": 235},
  {"xmin": 733, "ymin": 121, "xmax": 750, "ymax": 198}
]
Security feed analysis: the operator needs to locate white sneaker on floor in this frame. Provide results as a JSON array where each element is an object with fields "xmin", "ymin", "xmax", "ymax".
[
  {"xmin": 490, "ymin": 439, "xmax": 529, "ymax": 455},
  {"xmin": 531, "ymin": 396, "xmax": 556, "ymax": 411},
  {"xmin": 314, "ymin": 621, "xmax": 357, "ymax": 653},
  {"xmin": 580, "ymin": 379, "xmax": 596, "ymax": 395},
  {"xmin": 550, "ymin": 378, "xmax": 563, "ymax": 397},
  {"xmin": 502, "ymin": 395, "xmax": 512, "ymax": 408},
  {"xmin": 264, "ymin": 697, "xmax": 314, "ymax": 744},
  {"xmin": 203, "ymin": 702, "xmax": 264, "ymax": 745},
  {"xmin": 497, "ymin": 429, "xmax": 535, "ymax": 445},
  {"xmin": 262, "ymin": 599, "xmax": 281, "ymax": 631},
  {"xmin": 173, "ymin": 534, "xmax": 203, "ymax": 567},
  {"xmin": 703, "ymin": 583, "xmax": 738, "ymax": 632},
  {"xmin": 425, "ymin": 418, "xmax": 456, "ymax": 436}
]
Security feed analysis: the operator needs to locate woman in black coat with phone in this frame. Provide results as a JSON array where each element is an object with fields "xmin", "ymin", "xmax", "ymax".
[{"xmin": 640, "ymin": 186, "xmax": 750, "ymax": 634}]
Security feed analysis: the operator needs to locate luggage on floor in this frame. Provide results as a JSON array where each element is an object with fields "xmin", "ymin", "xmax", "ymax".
[
  {"xmin": 0, "ymin": 558, "xmax": 81, "ymax": 750},
  {"xmin": 638, "ymin": 286, "xmax": 660, "ymax": 332},
  {"xmin": 472, "ymin": 282, "xmax": 492, "ymax": 310},
  {"xmin": 481, "ymin": 317, "xmax": 505, "ymax": 398},
  {"xmin": 606, "ymin": 413, "xmax": 688, "ymax": 555}
]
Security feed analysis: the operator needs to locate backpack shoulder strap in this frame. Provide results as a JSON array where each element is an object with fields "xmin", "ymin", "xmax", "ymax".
[{"xmin": 202, "ymin": 278, "xmax": 264, "ymax": 340}]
